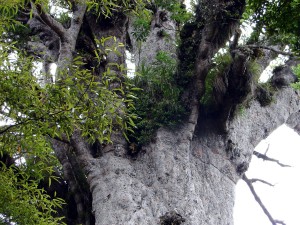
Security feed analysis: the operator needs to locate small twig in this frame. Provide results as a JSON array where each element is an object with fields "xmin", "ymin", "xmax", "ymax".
[
  {"xmin": 264, "ymin": 143, "xmax": 270, "ymax": 155},
  {"xmin": 253, "ymin": 151, "xmax": 291, "ymax": 167},
  {"xmin": 246, "ymin": 45, "xmax": 293, "ymax": 56},
  {"xmin": 243, "ymin": 174, "xmax": 286, "ymax": 225},
  {"xmin": 249, "ymin": 178, "xmax": 275, "ymax": 187},
  {"xmin": 0, "ymin": 123, "xmax": 25, "ymax": 135}
]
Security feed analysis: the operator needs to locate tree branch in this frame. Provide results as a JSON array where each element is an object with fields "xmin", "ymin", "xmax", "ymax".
[
  {"xmin": 226, "ymin": 87, "xmax": 299, "ymax": 175},
  {"xmin": 70, "ymin": 130, "xmax": 94, "ymax": 173},
  {"xmin": 33, "ymin": 3, "xmax": 67, "ymax": 40},
  {"xmin": 243, "ymin": 174, "xmax": 286, "ymax": 225},
  {"xmin": 253, "ymin": 151, "xmax": 292, "ymax": 167},
  {"xmin": 50, "ymin": 139, "xmax": 91, "ymax": 224},
  {"xmin": 249, "ymin": 178, "xmax": 275, "ymax": 187},
  {"xmin": 69, "ymin": 1, "xmax": 87, "ymax": 42},
  {"xmin": 0, "ymin": 124, "xmax": 18, "ymax": 135},
  {"xmin": 56, "ymin": 1, "xmax": 87, "ymax": 76},
  {"xmin": 187, "ymin": 0, "xmax": 245, "ymax": 137},
  {"xmin": 246, "ymin": 45, "xmax": 293, "ymax": 56}
]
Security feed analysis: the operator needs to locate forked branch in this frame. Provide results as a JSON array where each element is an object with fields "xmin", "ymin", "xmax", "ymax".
[
  {"xmin": 248, "ymin": 178, "xmax": 274, "ymax": 187},
  {"xmin": 253, "ymin": 151, "xmax": 291, "ymax": 167},
  {"xmin": 33, "ymin": 3, "xmax": 67, "ymax": 40},
  {"xmin": 243, "ymin": 175, "xmax": 286, "ymax": 225}
]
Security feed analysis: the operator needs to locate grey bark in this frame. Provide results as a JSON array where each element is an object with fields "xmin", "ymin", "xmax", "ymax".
[
  {"xmin": 86, "ymin": 86, "xmax": 299, "ymax": 225},
  {"xmin": 128, "ymin": 9, "xmax": 177, "ymax": 67},
  {"xmin": 88, "ymin": 125, "xmax": 236, "ymax": 225}
]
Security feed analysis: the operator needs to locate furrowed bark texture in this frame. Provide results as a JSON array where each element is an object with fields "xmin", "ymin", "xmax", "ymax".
[
  {"xmin": 59, "ymin": 80, "xmax": 299, "ymax": 223},
  {"xmin": 87, "ymin": 88, "xmax": 299, "ymax": 225},
  {"xmin": 88, "ymin": 127, "xmax": 236, "ymax": 224},
  {"xmin": 128, "ymin": 9, "xmax": 178, "ymax": 66}
]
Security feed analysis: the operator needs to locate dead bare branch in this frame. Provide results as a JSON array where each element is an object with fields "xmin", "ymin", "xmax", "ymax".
[
  {"xmin": 253, "ymin": 151, "xmax": 292, "ymax": 167},
  {"xmin": 264, "ymin": 143, "xmax": 270, "ymax": 155},
  {"xmin": 249, "ymin": 178, "xmax": 275, "ymax": 187},
  {"xmin": 243, "ymin": 174, "xmax": 286, "ymax": 225}
]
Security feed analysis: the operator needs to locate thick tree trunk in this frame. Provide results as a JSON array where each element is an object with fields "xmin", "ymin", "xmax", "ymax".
[
  {"xmin": 86, "ymin": 86, "xmax": 299, "ymax": 225},
  {"xmin": 88, "ymin": 126, "xmax": 237, "ymax": 225}
]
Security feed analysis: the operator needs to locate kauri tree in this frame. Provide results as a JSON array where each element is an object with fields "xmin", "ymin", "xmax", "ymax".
[{"xmin": 0, "ymin": 0, "xmax": 299, "ymax": 224}]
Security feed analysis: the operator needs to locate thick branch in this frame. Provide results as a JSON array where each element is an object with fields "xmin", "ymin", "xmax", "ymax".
[
  {"xmin": 56, "ymin": 1, "xmax": 87, "ymax": 75},
  {"xmin": 70, "ymin": 130, "xmax": 94, "ymax": 173},
  {"xmin": 246, "ymin": 45, "xmax": 293, "ymax": 57},
  {"xmin": 51, "ymin": 139, "xmax": 92, "ymax": 224},
  {"xmin": 228, "ymin": 85, "xmax": 299, "ymax": 151},
  {"xmin": 69, "ymin": 2, "xmax": 87, "ymax": 41},
  {"xmin": 243, "ymin": 175, "xmax": 286, "ymax": 225},
  {"xmin": 253, "ymin": 151, "xmax": 291, "ymax": 167},
  {"xmin": 286, "ymin": 110, "xmax": 300, "ymax": 136},
  {"xmin": 224, "ymin": 87, "xmax": 299, "ymax": 177},
  {"xmin": 34, "ymin": 3, "xmax": 67, "ymax": 40},
  {"xmin": 188, "ymin": 0, "xmax": 246, "ymax": 135}
]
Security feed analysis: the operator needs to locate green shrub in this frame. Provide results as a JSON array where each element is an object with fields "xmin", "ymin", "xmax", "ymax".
[
  {"xmin": 291, "ymin": 64, "xmax": 300, "ymax": 89},
  {"xmin": 131, "ymin": 51, "xmax": 187, "ymax": 144},
  {"xmin": 201, "ymin": 51, "xmax": 232, "ymax": 105}
]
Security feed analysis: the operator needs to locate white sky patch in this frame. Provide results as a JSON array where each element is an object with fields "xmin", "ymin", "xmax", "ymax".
[
  {"xmin": 184, "ymin": 0, "xmax": 192, "ymax": 12},
  {"xmin": 239, "ymin": 21, "xmax": 254, "ymax": 45},
  {"xmin": 49, "ymin": 0, "xmax": 72, "ymax": 18},
  {"xmin": 259, "ymin": 46, "xmax": 290, "ymax": 83},
  {"xmin": 234, "ymin": 125, "xmax": 300, "ymax": 225},
  {"xmin": 0, "ymin": 104, "xmax": 15, "ymax": 126},
  {"xmin": 32, "ymin": 61, "xmax": 43, "ymax": 80},
  {"xmin": 259, "ymin": 55, "xmax": 288, "ymax": 83},
  {"xmin": 126, "ymin": 50, "xmax": 135, "ymax": 78},
  {"xmin": 50, "ymin": 63, "xmax": 57, "ymax": 79},
  {"xmin": 14, "ymin": 155, "xmax": 27, "ymax": 166}
]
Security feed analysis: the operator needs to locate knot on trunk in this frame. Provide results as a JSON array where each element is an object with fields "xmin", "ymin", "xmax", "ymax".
[
  {"xmin": 271, "ymin": 65, "xmax": 298, "ymax": 88},
  {"xmin": 160, "ymin": 211, "xmax": 185, "ymax": 225}
]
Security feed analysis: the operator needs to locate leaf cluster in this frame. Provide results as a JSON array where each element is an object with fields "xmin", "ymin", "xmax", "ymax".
[
  {"xmin": 131, "ymin": 51, "xmax": 186, "ymax": 144},
  {"xmin": 201, "ymin": 51, "xmax": 232, "ymax": 105},
  {"xmin": 154, "ymin": 0, "xmax": 192, "ymax": 24},
  {"xmin": 291, "ymin": 64, "xmax": 300, "ymax": 89},
  {"xmin": 246, "ymin": 0, "xmax": 300, "ymax": 52},
  {"xmin": 87, "ymin": 0, "xmax": 148, "ymax": 18},
  {"xmin": 0, "ymin": 0, "xmax": 28, "ymax": 35},
  {"xmin": 0, "ymin": 161, "xmax": 64, "ymax": 225},
  {"xmin": 131, "ymin": 9, "xmax": 152, "ymax": 42},
  {"xmin": 0, "ymin": 44, "xmax": 136, "ymax": 144},
  {"xmin": 0, "ymin": 35, "xmax": 138, "ymax": 221},
  {"xmin": 0, "ymin": 97, "xmax": 65, "ymax": 224}
]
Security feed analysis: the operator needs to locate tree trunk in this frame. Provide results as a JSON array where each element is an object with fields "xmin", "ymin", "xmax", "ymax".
[
  {"xmin": 86, "ymin": 86, "xmax": 299, "ymax": 225},
  {"xmin": 82, "ymin": 1, "xmax": 300, "ymax": 223},
  {"xmin": 87, "ymin": 126, "xmax": 236, "ymax": 225}
]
